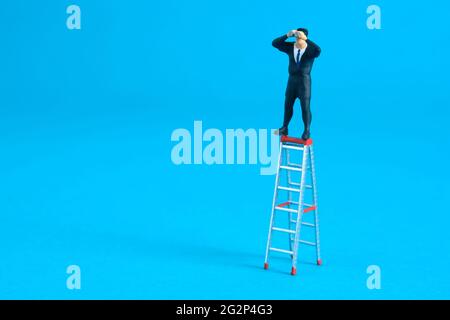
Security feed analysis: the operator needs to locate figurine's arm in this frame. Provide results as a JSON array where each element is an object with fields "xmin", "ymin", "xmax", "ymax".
[
  {"xmin": 306, "ymin": 39, "xmax": 321, "ymax": 58},
  {"xmin": 272, "ymin": 34, "xmax": 292, "ymax": 53}
]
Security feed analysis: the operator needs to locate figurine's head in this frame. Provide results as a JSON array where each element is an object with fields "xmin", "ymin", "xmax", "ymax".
[
  {"xmin": 296, "ymin": 28, "xmax": 309, "ymax": 37},
  {"xmin": 295, "ymin": 28, "xmax": 308, "ymax": 48}
]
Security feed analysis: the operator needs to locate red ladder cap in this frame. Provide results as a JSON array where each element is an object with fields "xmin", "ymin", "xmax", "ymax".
[
  {"xmin": 291, "ymin": 267, "xmax": 297, "ymax": 276},
  {"xmin": 281, "ymin": 136, "xmax": 313, "ymax": 145}
]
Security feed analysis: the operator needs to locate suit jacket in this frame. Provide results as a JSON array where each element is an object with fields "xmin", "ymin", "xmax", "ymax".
[{"xmin": 272, "ymin": 34, "xmax": 321, "ymax": 98}]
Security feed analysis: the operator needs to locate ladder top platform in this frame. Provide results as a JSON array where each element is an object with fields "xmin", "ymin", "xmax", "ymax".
[{"xmin": 281, "ymin": 136, "xmax": 313, "ymax": 145}]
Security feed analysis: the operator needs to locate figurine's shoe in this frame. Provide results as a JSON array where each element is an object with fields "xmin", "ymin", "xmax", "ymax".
[
  {"xmin": 301, "ymin": 130, "xmax": 310, "ymax": 140},
  {"xmin": 274, "ymin": 126, "xmax": 288, "ymax": 136}
]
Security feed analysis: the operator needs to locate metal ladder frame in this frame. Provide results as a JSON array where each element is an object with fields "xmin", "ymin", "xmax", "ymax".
[{"xmin": 264, "ymin": 136, "xmax": 322, "ymax": 275}]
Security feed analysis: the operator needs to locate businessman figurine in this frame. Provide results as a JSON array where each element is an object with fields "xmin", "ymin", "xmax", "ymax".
[{"xmin": 272, "ymin": 28, "xmax": 321, "ymax": 140}]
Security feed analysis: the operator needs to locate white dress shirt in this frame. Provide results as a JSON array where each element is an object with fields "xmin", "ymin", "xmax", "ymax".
[{"xmin": 294, "ymin": 43, "xmax": 307, "ymax": 63}]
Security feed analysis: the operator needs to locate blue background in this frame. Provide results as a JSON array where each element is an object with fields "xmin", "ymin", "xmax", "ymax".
[{"xmin": 1, "ymin": 0, "xmax": 449, "ymax": 299}]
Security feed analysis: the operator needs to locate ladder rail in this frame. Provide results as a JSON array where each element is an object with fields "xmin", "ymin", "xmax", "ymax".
[
  {"xmin": 290, "ymin": 146, "xmax": 309, "ymax": 274},
  {"xmin": 309, "ymin": 145, "xmax": 321, "ymax": 263},
  {"xmin": 264, "ymin": 141, "xmax": 284, "ymax": 266},
  {"xmin": 286, "ymin": 148, "xmax": 294, "ymax": 251}
]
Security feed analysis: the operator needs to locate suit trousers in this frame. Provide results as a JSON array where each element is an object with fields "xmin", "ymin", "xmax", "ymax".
[{"xmin": 282, "ymin": 92, "xmax": 311, "ymax": 131}]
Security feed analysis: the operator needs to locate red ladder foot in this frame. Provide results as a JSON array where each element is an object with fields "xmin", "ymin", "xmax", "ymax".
[
  {"xmin": 291, "ymin": 267, "xmax": 297, "ymax": 276},
  {"xmin": 317, "ymin": 259, "xmax": 322, "ymax": 266},
  {"xmin": 264, "ymin": 263, "xmax": 269, "ymax": 270}
]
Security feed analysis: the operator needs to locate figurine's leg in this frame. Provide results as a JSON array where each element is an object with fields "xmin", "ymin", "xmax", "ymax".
[
  {"xmin": 299, "ymin": 95, "xmax": 311, "ymax": 139},
  {"xmin": 283, "ymin": 93, "xmax": 297, "ymax": 129}
]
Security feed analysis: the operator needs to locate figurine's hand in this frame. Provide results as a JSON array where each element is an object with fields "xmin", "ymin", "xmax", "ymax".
[
  {"xmin": 295, "ymin": 31, "xmax": 308, "ymax": 41},
  {"xmin": 287, "ymin": 30, "xmax": 297, "ymax": 37},
  {"xmin": 297, "ymin": 39, "xmax": 307, "ymax": 48}
]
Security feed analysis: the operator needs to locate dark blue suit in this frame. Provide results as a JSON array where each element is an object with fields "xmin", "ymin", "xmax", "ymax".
[{"xmin": 272, "ymin": 34, "xmax": 321, "ymax": 131}]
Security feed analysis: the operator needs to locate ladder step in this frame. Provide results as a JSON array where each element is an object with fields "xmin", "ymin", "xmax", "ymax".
[
  {"xmin": 270, "ymin": 247, "xmax": 294, "ymax": 255},
  {"xmin": 289, "ymin": 201, "xmax": 314, "ymax": 207},
  {"xmin": 288, "ymin": 182, "xmax": 312, "ymax": 188},
  {"xmin": 280, "ymin": 165, "xmax": 302, "ymax": 172},
  {"xmin": 275, "ymin": 206, "xmax": 297, "ymax": 213},
  {"xmin": 272, "ymin": 227, "xmax": 296, "ymax": 234},
  {"xmin": 301, "ymin": 222, "xmax": 315, "ymax": 227},
  {"xmin": 299, "ymin": 240, "xmax": 316, "ymax": 246},
  {"xmin": 290, "ymin": 220, "xmax": 316, "ymax": 227},
  {"xmin": 286, "ymin": 162, "xmax": 302, "ymax": 168},
  {"xmin": 282, "ymin": 144, "xmax": 304, "ymax": 151},
  {"xmin": 277, "ymin": 186, "xmax": 300, "ymax": 192},
  {"xmin": 283, "ymin": 201, "xmax": 315, "ymax": 214}
]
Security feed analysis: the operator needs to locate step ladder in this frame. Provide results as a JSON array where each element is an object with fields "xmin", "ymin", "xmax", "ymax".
[{"xmin": 264, "ymin": 135, "xmax": 322, "ymax": 275}]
